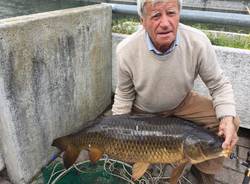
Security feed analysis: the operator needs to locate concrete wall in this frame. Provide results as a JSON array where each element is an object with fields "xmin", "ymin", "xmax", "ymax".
[
  {"xmin": 112, "ymin": 33, "xmax": 250, "ymax": 129},
  {"xmin": 0, "ymin": 4, "xmax": 112, "ymax": 184}
]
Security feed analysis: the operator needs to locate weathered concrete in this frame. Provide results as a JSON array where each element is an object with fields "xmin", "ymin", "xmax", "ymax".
[
  {"xmin": 0, "ymin": 119, "xmax": 4, "ymax": 172},
  {"xmin": 0, "ymin": 179, "xmax": 11, "ymax": 184},
  {"xmin": 0, "ymin": 153, "xmax": 4, "ymax": 172},
  {"xmin": 193, "ymin": 46, "xmax": 250, "ymax": 129},
  {"xmin": 112, "ymin": 33, "xmax": 126, "ymax": 92},
  {"xmin": 112, "ymin": 33, "xmax": 250, "ymax": 129},
  {"xmin": 0, "ymin": 4, "xmax": 112, "ymax": 184},
  {"xmin": 0, "ymin": 169, "xmax": 11, "ymax": 184}
]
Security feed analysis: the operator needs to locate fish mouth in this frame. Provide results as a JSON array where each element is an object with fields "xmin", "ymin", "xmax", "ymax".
[
  {"xmin": 222, "ymin": 148, "xmax": 232, "ymax": 158},
  {"xmin": 200, "ymin": 147, "xmax": 226, "ymax": 161}
]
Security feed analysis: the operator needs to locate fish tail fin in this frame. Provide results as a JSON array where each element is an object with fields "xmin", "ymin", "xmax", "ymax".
[
  {"xmin": 52, "ymin": 136, "xmax": 69, "ymax": 151},
  {"xmin": 63, "ymin": 143, "xmax": 80, "ymax": 168},
  {"xmin": 52, "ymin": 136, "xmax": 80, "ymax": 168}
]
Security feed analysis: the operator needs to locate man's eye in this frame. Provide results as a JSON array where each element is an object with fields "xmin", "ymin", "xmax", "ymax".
[
  {"xmin": 167, "ymin": 11, "xmax": 177, "ymax": 16},
  {"xmin": 152, "ymin": 13, "xmax": 161, "ymax": 19}
]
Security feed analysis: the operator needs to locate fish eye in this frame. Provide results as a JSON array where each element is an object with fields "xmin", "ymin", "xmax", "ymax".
[{"xmin": 208, "ymin": 140, "xmax": 215, "ymax": 146}]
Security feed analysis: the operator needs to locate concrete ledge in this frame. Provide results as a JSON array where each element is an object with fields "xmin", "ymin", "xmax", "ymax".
[
  {"xmin": 112, "ymin": 33, "xmax": 250, "ymax": 129},
  {"xmin": 0, "ymin": 152, "xmax": 4, "ymax": 171},
  {"xmin": 0, "ymin": 4, "xmax": 112, "ymax": 184}
]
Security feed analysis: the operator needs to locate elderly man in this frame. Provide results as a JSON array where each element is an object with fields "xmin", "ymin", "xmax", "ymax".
[{"xmin": 112, "ymin": 0, "xmax": 240, "ymax": 183}]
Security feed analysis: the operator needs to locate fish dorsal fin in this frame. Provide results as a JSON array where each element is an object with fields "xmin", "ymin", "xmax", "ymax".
[
  {"xmin": 132, "ymin": 162, "xmax": 150, "ymax": 181},
  {"xmin": 170, "ymin": 162, "xmax": 187, "ymax": 184},
  {"xmin": 63, "ymin": 144, "xmax": 80, "ymax": 168},
  {"xmin": 88, "ymin": 147, "xmax": 103, "ymax": 163}
]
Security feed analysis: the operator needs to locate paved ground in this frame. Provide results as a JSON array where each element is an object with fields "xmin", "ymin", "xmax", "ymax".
[{"xmin": 0, "ymin": 169, "xmax": 11, "ymax": 184}]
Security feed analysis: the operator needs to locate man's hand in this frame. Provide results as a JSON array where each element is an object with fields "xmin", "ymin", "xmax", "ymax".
[{"xmin": 218, "ymin": 116, "xmax": 238, "ymax": 150}]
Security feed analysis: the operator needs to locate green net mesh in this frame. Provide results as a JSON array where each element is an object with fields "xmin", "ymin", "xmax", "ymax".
[{"xmin": 42, "ymin": 158, "xmax": 146, "ymax": 184}]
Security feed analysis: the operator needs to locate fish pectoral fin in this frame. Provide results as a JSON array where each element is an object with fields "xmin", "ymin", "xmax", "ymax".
[
  {"xmin": 88, "ymin": 147, "xmax": 103, "ymax": 163},
  {"xmin": 170, "ymin": 162, "xmax": 187, "ymax": 184},
  {"xmin": 63, "ymin": 144, "xmax": 80, "ymax": 169},
  {"xmin": 132, "ymin": 162, "xmax": 150, "ymax": 181}
]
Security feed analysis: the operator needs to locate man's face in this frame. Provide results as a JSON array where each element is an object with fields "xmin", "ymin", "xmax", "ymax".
[{"xmin": 141, "ymin": 0, "xmax": 180, "ymax": 52}]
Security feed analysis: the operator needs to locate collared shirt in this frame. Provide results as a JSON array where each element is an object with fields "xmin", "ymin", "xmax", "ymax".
[{"xmin": 146, "ymin": 32, "xmax": 179, "ymax": 56}]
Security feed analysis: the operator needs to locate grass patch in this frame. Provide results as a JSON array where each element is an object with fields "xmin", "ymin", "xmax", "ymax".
[
  {"xmin": 112, "ymin": 20, "xmax": 140, "ymax": 34},
  {"xmin": 112, "ymin": 15, "xmax": 140, "ymax": 34},
  {"xmin": 205, "ymin": 32, "xmax": 250, "ymax": 50},
  {"xmin": 182, "ymin": 21, "xmax": 250, "ymax": 34},
  {"xmin": 112, "ymin": 16, "xmax": 250, "ymax": 50}
]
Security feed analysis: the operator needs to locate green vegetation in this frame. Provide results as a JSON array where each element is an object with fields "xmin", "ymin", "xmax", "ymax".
[
  {"xmin": 205, "ymin": 31, "xmax": 250, "ymax": 50},
  {"xmin": 182, "ymin": 21, "xmax": 250, "ymax": 34},
  {"xmin": 112, "ymin": 17, "xmax": 250, "ymax": 50},
  {"xmin": 112, "ymin": 16, "xmax": 140, "ymax": 34},
  {"xmin": 112, "ymin": 20, "xmax": 140, "ymax": 34}
]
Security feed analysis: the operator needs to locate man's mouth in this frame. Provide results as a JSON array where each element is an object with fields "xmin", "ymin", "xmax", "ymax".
[{"xmin": 157, "ymin": 31, "xmax": 172, "ymax": 36}]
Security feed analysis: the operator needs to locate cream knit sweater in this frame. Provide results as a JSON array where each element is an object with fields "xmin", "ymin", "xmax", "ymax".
[{"xmin": 112, "ymin": 24, "xmax": 236, "ymax": 119}]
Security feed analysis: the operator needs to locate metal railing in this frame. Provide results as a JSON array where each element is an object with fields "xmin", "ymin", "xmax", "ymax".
[{"xmin": 109, "ymin": 3, "xmax": 250, "ymax": 27}]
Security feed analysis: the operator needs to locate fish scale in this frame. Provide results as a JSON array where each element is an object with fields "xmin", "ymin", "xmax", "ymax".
[{"xmin": 100, "ymin": 120, "xmax": 182, "ymax": 163}]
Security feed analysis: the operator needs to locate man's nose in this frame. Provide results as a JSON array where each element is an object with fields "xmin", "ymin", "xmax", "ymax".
[{"xmin": 160, "ymin": 14, "xmax": 170, "ymax": 28}]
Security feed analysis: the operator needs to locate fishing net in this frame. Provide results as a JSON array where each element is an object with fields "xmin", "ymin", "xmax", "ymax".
[
  {"xmin": 42, "ymin": 155, "xmax": 192, "ymax": 184},
  {"xmin": 42, "ymin": 155, "xmax": 154, "ymax": 184}
]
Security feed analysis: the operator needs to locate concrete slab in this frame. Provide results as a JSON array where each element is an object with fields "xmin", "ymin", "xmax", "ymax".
[{"xmin": 0, "ymin": 4, "xmax": 112, "ymax": 184}]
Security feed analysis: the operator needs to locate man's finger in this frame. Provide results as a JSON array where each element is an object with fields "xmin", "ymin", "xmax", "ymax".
[
  {"xmin": 222, "ymin": 142, "xmax": 229, "ymax": 149},
  {"xmin": 222, "ymin": 134, "xmax": 233, "ymax": 149},
  {"xmin": 230, "ymin": 134, "xmax": 239, "ymax": 148},
  {"xmin": 230, "ymin": 138, "xmax": 238, "ymax": 148}
]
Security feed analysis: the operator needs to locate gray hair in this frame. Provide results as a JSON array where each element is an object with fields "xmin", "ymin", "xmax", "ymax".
[{"xmin": 137, "ymin": 0, "xmax": 182, "ymax": 18}]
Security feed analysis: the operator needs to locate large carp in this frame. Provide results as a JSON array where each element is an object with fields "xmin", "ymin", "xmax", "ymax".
[{"xmin": 52, "ymin": 115, "xmax": 230, "ymax": 184}]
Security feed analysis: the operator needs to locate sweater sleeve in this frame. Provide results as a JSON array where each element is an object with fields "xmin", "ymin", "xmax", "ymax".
[
  {"xmin": 197, "ymin": 38, "xmax": 236, "ymax": 119},
  {"xmin": 112, "ymin": 49, "xmax": 135, "ymax": 115}
]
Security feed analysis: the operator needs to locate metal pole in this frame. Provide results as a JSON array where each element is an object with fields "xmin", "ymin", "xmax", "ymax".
[{"xmin": 109, "ymin": 3, "xmax": 250, "ymax": 27}]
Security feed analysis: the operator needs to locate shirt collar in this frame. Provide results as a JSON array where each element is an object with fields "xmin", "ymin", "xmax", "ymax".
[{"xmin": 146, "ymin": 32, "xmax": 179, "ymax": 56}]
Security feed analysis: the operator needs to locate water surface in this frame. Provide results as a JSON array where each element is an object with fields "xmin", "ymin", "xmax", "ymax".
[{"xmin": 0, "ymin": 0, "xmax": 97, "ymax": 19}]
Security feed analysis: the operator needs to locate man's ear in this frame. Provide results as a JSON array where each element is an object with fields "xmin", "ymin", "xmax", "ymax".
[
  {"xmin": 140, "ymin": 17, "xmax": 144, "ymax": 26},
  {"xmin": 140, "ymin": 17, "xmax": 143, "ymax": 24}
]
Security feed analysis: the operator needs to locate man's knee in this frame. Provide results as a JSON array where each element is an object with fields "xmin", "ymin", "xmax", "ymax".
[{"xmin": 194, "ymin": 157, "xmax": 224, "ymax": 175}]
